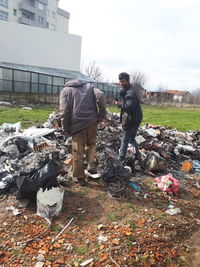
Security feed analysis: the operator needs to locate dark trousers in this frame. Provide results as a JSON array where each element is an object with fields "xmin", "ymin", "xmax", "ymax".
[{"xmin": 119, "ymin": 126, "xmax": 139, "ymax": 159}]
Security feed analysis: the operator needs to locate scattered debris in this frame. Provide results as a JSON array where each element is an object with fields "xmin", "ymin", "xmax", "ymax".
[
  {"xmin": 0, "ymin": 101, "xmax": 11, "ymax": 106},
  {"xmin": 129, "ymin": 182, "xmax": 141, "ymax": 192},
  {"xmin": 193, "ymin": 160, "xmax": 200, "ymax": 173},
  {"xmin": 80, "ymin": 258, "xmax": 94, "ymax": 266},
  {"xmin": 22, "ymin": 107, "xmax": 32, "ymax": 110},
  {"xmin": 5, "ymin": 205, "xmax": 21, "ymax": 216},
  {"xmin": 51, "ymin": 217, "xmax": 74, "ymax": 243},
  {"xmin": 98, "ymin": 236, "xmax": 108, "ymax": 242},
  {"xmin": 165, "ymin": 205, "xmax": 181, "ymax": 215}
]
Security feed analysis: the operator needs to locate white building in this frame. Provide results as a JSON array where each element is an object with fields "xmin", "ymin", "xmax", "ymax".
[
  {"xmin": 0, "ymin": 1, "xmax": 120, "ymax": 104},
  {"xmin": 0, "ymin": 0, "xmax": 70, "ymax": 33},
  {"xmin": 0, "ymin": 0, "xmax": 82, "ymax": 72},
  {"xmin": 0, "ymin": 0, "xmax": 88, "ymax": 103}
]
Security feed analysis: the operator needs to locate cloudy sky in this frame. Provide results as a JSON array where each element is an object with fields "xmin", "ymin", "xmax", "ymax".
[{"xmin": 59, "ymin": 0, "xmax": 200, "ymax": 91}]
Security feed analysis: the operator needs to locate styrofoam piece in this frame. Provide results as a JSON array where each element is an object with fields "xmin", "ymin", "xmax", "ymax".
[{"xmin": 23, "ymin": 127, "xmax": 56, "ymax": 138}]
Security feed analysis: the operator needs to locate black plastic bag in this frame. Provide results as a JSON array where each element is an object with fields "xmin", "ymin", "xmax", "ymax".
[{"xmin": 15, "ymin": 160, "xmax": 59, "ymax": 199}]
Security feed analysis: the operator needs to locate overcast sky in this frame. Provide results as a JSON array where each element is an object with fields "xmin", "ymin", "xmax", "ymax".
[{"xmin": 59, "ymin": 0, "xmax": 200, "ymax": 91}]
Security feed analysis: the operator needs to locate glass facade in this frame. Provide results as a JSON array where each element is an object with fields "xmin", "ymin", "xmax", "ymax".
[
  {"xmin": 0, "ymin": 66, "xmax": 120, "ymax": 98},
  {"xmin": 14, "ymin": 70, "xmax": 30, "ymax": 82},
  {"xmin": 0, "ymin": 68, "xmax": 12, "ymax": 91}
]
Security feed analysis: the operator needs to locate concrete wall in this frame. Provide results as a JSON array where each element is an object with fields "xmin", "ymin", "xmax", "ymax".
[
  {"xmin": 57, "ymin": 13, "xmax": 69, "ymax": 33},
  {"xmin": 0, "ymin": 91, "xmax": 59, "ymax": 104},
  {"xmin": 0, "ymin": 20, "xmax": 81, "ymax": 71}
]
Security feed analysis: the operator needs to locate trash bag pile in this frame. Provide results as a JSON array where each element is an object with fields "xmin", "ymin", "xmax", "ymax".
[
  {"xmin": 0, "ymin": 119, "xmax": 68, "ymax": 199},
  {"xmin": 0, "ymin": 111, "xmax": 200, "ymax": 199}
]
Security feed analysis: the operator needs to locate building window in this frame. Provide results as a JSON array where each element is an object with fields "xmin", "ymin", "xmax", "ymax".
[
  {"xmin": 47, "ymin": 9, "xmax": 49, "ymax": 16},
  {"xmin": 46, "ymin": 21, "xmax": 49, "ymax": 28},
  {"xmin": 51, "ymin": 11, "xmax": 55, "ymax": 18},
  {"xmin": 53, "ymin": 77, "xmax": 64, "ymax": 86},
  {"xmin": 38, "ymin": 2, "xmax": 44, "ymax": 10},
  {"xmin": 14, "ymin": 70, "xmax": 30, "ymax": 82},
  {"xmin": 51, "ymin": 23, "xmax": 55, "ymax": 30},
  {"xmin": 0, "ymin": 68, "xmax": 12, "ymax": 80},
  {"xmin": 14, "ymin": 70, "xmax": 31, "ymax": 93},
  {"xmin": 0, "ymin": 10, "xmax": 8, "ymax": 20},
  {"xmin": 13, "ymin": 9, "xmax": 17, "ymax": 16},
  {"xmin": 38, "ymin": 16, "xmax": 44, "ymax": 24},
  {"xmin": 22, "ymin": 11, "xmax": 32, "ymax": 20},
  {"xmin": 0, "ymin": 0, "xmax": 8, "ymax": 9}
]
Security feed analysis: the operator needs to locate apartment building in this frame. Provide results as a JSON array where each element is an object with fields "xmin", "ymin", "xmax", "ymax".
[
  {"xmin": 0, "ymin": 0, "xmax": 70, "ymax": 33},
  {"xmin": 0, "ymin": 1, "xmax": 113, "ymax": 104}
]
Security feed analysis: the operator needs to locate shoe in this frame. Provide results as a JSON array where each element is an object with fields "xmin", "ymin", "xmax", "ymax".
[
  {"xmin": 87, "ymin": 163, "xmax": 97, "ymax": 174},
  {"xmin": 77, "ymin": 178, "xmax": 87, "ymax": 186}
]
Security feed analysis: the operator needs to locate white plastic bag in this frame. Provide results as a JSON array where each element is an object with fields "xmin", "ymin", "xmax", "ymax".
[{"xmin": 37, "ymin": 187, "xmax": 65, "ymax": 219}]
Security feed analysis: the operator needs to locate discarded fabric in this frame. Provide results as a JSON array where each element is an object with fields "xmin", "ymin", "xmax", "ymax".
[{"xmin": 155, "ymin": 173, "xmax": 179, "ymax": 195}]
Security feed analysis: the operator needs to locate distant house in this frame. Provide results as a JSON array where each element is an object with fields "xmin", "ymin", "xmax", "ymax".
[
  {"xmin": 146, "ymin": 90, "xmax": 191, "ymax": 103},
  {"xmin": 146, "ymin": 91, "xmax": 173, "ymax": 102},
  {"xmin": 165, "ymin": 90, "xmax": 191, "ymax": 103}
]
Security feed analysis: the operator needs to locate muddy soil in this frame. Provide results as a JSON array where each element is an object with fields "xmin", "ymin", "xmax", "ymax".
[{"xmin": 0, "ymin": 173, "xmax": 200, "ymax": 266}]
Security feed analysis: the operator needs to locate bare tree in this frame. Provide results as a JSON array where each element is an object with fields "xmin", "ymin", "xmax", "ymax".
[
  {"xmin": 157, "ymin": 84, "xmax": 166, "ymax": 92},
  {"xmin": 84, "ymin": 61, "xmax": 103, "ymax": 81},
  {"xmin": 190, "ymin": 88, "xmax": 200, "ymax": 105},
  {"xmin": 129, "ymin": 70, "xmax": 147, "ymax": 87},
  {"xmin": 156, "ymin": 84, "xmax": 168, "ymax": 103},
  {"xmin": 129, "ymin": 70, "xmax": 147, "ymax": 100}
]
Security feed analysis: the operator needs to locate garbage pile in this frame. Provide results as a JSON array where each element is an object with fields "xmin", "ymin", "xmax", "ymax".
[
  {"xmin": 97, "ymin": 113, "xmax": 200, "ymax": 176},
  {"xmin": 0, "ymin": 112, "xmax": 200, "ymax": 200}
]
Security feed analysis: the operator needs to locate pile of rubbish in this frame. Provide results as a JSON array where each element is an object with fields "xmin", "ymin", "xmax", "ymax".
[{"xmin": 0, "ymin": 111, "xmax": 200, "ymax": 201}]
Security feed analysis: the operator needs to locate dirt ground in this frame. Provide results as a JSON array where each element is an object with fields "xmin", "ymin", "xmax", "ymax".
[{"xmin": 0, "ymin": 172, "xmax": 200, "ymax": 267}]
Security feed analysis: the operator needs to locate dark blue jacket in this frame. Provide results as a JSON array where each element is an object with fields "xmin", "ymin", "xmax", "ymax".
[{"xmin": 120, "ymin": 84, "xmax": 143, "ymax": 130}]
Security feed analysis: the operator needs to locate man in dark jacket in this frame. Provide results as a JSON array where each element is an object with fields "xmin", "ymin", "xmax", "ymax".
[
  {"xmin": 118, "ymin": 72, "xmax": 143, "ymax": 161},
  {"xmin": 60, "ymin": 79, "xmax": 107, "ymax": 186}
]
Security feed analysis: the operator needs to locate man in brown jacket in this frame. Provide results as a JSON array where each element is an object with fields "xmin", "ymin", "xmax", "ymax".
[{"xmin": 60, "ymin": 79, "xmax": 107, "ymax": 186}]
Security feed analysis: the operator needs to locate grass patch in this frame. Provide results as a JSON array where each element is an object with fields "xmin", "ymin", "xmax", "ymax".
[
  {"xmin": 108, "ymin": 104, "xmax": 200, "ymax": 132},
  {"xmin": 125, "ymin": 235, "xmax": 137, "ymax": 247},
  {"xmin": 76, "ymin": 213, "xmax": 86, "ymax": 222},
  {"xmin": 0, "ymin": 107, "xmax": 54, "ymax": 128},
  {"xmin": 76, "ymin": 244, "xmax": 88, "ymax": 254},
  {"xmin": 51, "ymin": 225, "xmax": 61, "ymax": 231},
  {"xmin": 1, "ymin": 105, "xmax": 200, "ymax": 131},
  {"xmin": 79, "ymin": 190, "xmax": 88, "ymax": 196},
  {"xmin": 126, "ymin": 202, "xmax": 134, "ymax": 209},
  {"xmin": 107, "ymin": 213, "xmax": 120, "ymax": 221},
  {"xmin": 95, "ymin": 192, "xmax": 108, "ymax": 201},
  {"xmin": 127, "ymin": 221, "xmax": 137, "ymax": 230},
  {"xmin": 154, "ymin": 213, "xmax": 166, "ymax": 219}
]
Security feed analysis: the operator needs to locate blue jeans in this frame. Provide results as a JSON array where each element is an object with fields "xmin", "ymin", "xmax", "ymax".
[{"xmin": 119, "ymin": 126, "xmax": 139, "ymax": 159}]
